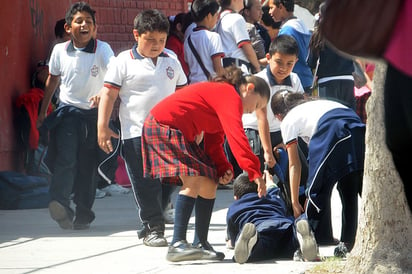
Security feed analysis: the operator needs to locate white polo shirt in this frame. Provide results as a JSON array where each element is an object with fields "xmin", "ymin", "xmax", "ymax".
[
  {"xmin": 242, "ymin": 67, "xmax": 304, "ymax": 132},
  {"xmin": 49, "ymin": 39, "xmax": 114, "ymax": 109},
  {"xmin": 215, "ymin": 10, "xmax": 250, "ymax": 62},
  {"xmin": 104, "ymin": 44, "xmax": 187, "ymax": 140},
  {"xmin": 184, "ymin": 26, "xmax": 225, "ymax": 83}
]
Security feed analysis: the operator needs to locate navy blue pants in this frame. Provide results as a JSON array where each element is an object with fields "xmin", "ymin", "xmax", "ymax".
[{"xmin": 122, "ymin": 137, "xmax": 165, "ymax": 236}]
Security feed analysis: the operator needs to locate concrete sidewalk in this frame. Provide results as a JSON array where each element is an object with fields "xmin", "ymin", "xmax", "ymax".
[{"xmin": 0, "ymin": 187, "xmax": 343, "ymax": 274}]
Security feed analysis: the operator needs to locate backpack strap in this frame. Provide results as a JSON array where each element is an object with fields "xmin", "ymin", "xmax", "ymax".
[{"xmin": 188, "ymin": 35, "xmax": 211, "ymax": 80}]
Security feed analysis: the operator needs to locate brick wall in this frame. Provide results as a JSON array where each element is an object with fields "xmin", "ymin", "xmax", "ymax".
[{"xmin": 91, "ymin": 0, "xmax": 190, "ymax": 54}]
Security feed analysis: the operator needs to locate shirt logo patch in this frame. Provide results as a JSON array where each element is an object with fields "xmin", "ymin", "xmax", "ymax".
[
  {"xmin": 91, "ymin": 65, "xmax": 99, "ymax": 77},
  {"xmin": 166, "ymin": 66, "xmax": 174, "ymax": 79}
]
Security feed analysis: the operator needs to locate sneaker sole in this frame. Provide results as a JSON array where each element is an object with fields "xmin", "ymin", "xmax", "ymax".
[
  {"xmin": 234, "ymin": 223, "xmax": 257, "ymax": 264},
  {"xmin": 296, "ymin": 219, "xmax": 317, "ymax": 261},
  {"xmin": 49, "ymin": 201, "xmax": 72, "ymax": 230}
]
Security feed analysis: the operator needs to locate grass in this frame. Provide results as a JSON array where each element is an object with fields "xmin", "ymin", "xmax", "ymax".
[{"xmin": 306, "ymin": 257, "xmax": 346, "ymax": 273}]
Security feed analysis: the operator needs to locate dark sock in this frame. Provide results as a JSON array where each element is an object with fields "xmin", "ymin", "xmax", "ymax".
[
  {"xmin": 193, "ymin": 196, "xmax": 215, "ymax": 245},
  {"xmin": 171, "ymin": 194, "xmax": 195, "ymax": 245}
]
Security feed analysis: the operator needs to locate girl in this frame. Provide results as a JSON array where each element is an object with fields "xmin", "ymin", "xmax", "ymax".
[
  {"xmin": 141, "ymin": 66, "xmax": 269, "ymax": 262},
  {"xmin": 270, "ymin": 91, "xmax": 364, "ymax": 258}
]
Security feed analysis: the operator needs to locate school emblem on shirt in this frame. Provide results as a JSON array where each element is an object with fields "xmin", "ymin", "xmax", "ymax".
[
  {"xmin": 166, "ymin": 66, "xmax": 174, "ymax": 79},
  {"xmin": 91, "ymin": 65, "xmax": 99, "ymax": 77}
]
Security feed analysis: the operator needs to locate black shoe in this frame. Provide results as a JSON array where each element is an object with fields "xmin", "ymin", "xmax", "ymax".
[
  {"xmin": 334, "ymin": 242, "xmax": 350, "ymax": 258},
  {"xmin": 316, "ymin": 237, "xmax": 340, "ymax": 246},
  {"xmin": 193, "ymin": 241, "xmax": 225, "ymax": 260},
  {"xmin": 143, "ymin": 229, "xmax": 168, "ymax": 247},
  {"xmin": 73, "ymin": 212, "xmax": 95, "ymax": 230},
  {"xmin": 48, "ymin": 200, "xmax": 73, "ymax": 230},
  {"xmin": 166, "ymin": 240, "xmax": 204, "ymax": 262}
]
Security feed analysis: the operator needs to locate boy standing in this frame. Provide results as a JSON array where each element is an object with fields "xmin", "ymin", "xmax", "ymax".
[
  {"xmin": 184, "ymin": 0, "xmax": 225, "ymax": 83},
  {"xmin": 227, "ymin": 173, "xmax": 318, "ymax": 263},
  {"xmin": 268, "ymin": 0, "xmax": 313, "ymax": 94},
  {"xmin": 37, "ymin": 2, "xmax": 114, "ymax": 230},
  {"xmin": 97, "ymin": 9, "xmax": 187, "ymax": 247}
]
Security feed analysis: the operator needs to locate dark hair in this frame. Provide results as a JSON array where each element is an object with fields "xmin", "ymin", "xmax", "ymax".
[
  {"xmin": 54, "ymin": 18, "xmax": 66, "ymax": 38},
  {"xmin": 214, "ymin": 66, "xmax": 270, "ymax": 102},
  {"xmin": 218, "ymin": 0, "xmax": 232, "ymax": 9},
  {"xmin": 65, "ymin": 2, "xmax": 96, "ymax": 26},
  {"xmin": 168, "ymin": 12, "xmax": 186, "ymax": 40},
  {"xmin": 243, "ymin": 0, "xmax": 255, "ymax": 10},
  {"xmin": 233, "ymin": 174, "xmax": 258, "ymax": 198},
  {"xmin": 133, "ymin": 9, "xmax": 169, "ymax": 35},
  {"xmin": 268, "ymin": 34, "xmax": 299, "ymax": 57},
  {"xmin": 261, "ymin": 6, "xmax": 282, "ymax": 29},
  {"xmin": 273, "ymin": 0, "xmax": 294, "ymax": 12},
  {"xmin": 191, "ymin": 0, "xmax": 220, "ymax": 22},
  {"xmin": 270, "ymin": 90, "xmax": 305, "ymax": 117},
  {"xmin": 308, "ymin": 2, "xmax": 326, "ymax": 57}
]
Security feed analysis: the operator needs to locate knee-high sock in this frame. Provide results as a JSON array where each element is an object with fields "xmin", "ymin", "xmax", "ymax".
[
  {"xmin": 171, "ymin": 194, "xmax": 195, "ymax": 245},
  {"xmin": 193, "ymin": 196, "xmax": 215, "ymax": 245}
]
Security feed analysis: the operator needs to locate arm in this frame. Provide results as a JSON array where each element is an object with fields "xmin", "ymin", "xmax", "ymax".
[
  {"xmin": 286, "ymin": 141, "xmax": 304, "ymax": 218},
  {"xmin": 212, "ymin": 56, "xmax": 226, "ymax": 77},
  {"xmin": 37, "ymin": 74, "xmax": 60, "ymax": 128},
  {"xmin": 255, "ymin": 107, "xmax": 275, "ymax": 168},
  {"xmin": 241, "ymin": 43, "xmax": 261, "ymax": 73},
  {"xmin": 97, "ymin": 85, "xmax": 120, "ymax": 154}
]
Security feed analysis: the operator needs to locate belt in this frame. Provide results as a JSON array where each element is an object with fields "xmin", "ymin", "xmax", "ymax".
[{"xmin": 222, "ymin": 57, "xmax": 252, "ymax": 73}]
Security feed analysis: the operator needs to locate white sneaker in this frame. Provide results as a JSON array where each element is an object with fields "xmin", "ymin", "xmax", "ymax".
[
  {"xmin": 296, "ymin": 218, "xmax": 318, "ymax": 261},
  {"xmin": 95, "ymin": 188, "xmax": 106, "ymax": 199},
  {"xmin": 101, "ymin": 184, "xmax": 131, "ymax": 196},
  {"xmin": 234, "ymin": 223, "xmax": 258, "ymax": 264}
]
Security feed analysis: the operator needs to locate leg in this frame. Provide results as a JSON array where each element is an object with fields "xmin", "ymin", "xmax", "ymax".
[
  {"xmin": 384, "ymin": 64, "xmax": 412, "ymax": 213},
  {"xmin": 122, "ymin": 137, "xmax": 166, "ymax": 247}
]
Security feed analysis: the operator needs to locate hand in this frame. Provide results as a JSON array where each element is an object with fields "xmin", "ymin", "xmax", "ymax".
[
  {"xmin": 264, "ymin": 151, "xmax": 276, "ymax": 168},
  {"xmin": 292, "ymin": 201, "xmax": 304, "ymax": 219},
  {"xmin": 98, "ymin": 127, "xmax": 119, "ymax": 154},
  {"xmin": 254, "ymin": 177, "xmax": 267, "ymax": 198},
  {"xmin": 37, "ymin": 112, "xmax": 46, "ymax": 128},
  {"xmin": 89, "ymin": 95, "xmax": 100, "ymax": 108},
  {"xmin": 218, "ymin": 169, "xmax": 233, "ymax": 185}
]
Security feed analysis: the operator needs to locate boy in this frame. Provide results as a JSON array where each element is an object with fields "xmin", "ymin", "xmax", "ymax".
[
  {"xmin": 216, "ymin": 0, "xmax": 261, "ymax": 74},
  {"xmin": 226, "ymin": 35, "xmax": 304, "ymax": 177},
  {"xmin": 37, "ymin": 2, "xmax": 114, "ymax": 230},
  {"xmin": 184, "ymin": 0, "xmax": 225, "ymax": 83},
  {"xmin": 268, "ymin": 0, "xmax": 313, "ymax": 94},
  {"xmin": 97, "ymin": 9, "xmax": 187, "ymax": 247},
  {"xmin": 226, "ymin": 172, "xmax": 318, "ymax": 263}
]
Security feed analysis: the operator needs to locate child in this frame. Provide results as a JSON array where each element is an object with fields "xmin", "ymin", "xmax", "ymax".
[
  {"xmin": 97, "ymin": 9, "xmax": 187, "ymax": 247},
  {"xmin": 166, "ymin": 13, "xmax": 190, "ymax": 78},
  {"xmin": 226, "ymin": 35, "xmax": 304, "ymax": 177},
  {"xmin": 268, "ymin": 0, "xmax": 313, "ymax": 94},
  {"xmin": 141, "ymin": 66, "xmax": 269, "ymax": 262},
  {"xmin": 216, "ymin": 0, "xmax": 261, "ymax": 74},
  {"xmin": 270, "ymin": 91, "xmax": 365, "ymax": 257},
  {"xmin": 227, "ymin": 172, "xmax": 318, "ymax": 263},
  {"xmin": 184, "ymin": 0, "xmax": 225, "ymax": 83},
  {"xmin": 37, "ymin": 2, "xmax": 114, "ymax": 230}
]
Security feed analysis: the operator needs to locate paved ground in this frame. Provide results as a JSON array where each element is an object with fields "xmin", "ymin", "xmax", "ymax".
[{"xmin": 0, "ymin": 186, "xmax": 344, "ymax": 274}]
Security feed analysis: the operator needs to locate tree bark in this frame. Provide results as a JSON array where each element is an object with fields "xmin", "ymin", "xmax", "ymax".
[{"xmin": 346, "ymin": 62, "xmax": 412, "ymax": 273}]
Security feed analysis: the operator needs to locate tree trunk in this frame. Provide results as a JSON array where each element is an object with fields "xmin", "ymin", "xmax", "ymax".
[{"xmin": 346, "ymin": 62, "xmax": 412, "ymax": 273}]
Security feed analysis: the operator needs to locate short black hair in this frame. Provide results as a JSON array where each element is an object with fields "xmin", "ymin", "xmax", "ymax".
[
  {"xmin": 268, "ymin": 34, "xmax": 299, "ymax": 57},
  {"xmin": 191, "ymin": 0, "xmax": 220, "ymax": 23},
  {"xmin": 133, "ymin": 9, "xmax": 169, "ymax": 35},
  {"xmin": 274, "ymin": 0, "xmax": 294, "ymax": 12},
  {"xmin": 233, "ymin": 173, "xmax": 258, "ymax": 199},
  {"xmin": 54, "ymin": 18, "xmax": 66, "ymax": 38},
  {"xmin": 65, "ymin": 2, "xmax": 96, "ymax": 26}
]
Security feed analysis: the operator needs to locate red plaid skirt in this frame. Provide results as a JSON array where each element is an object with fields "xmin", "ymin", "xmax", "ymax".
[{"xmin": 141, "ymin": 114, "xmax": 218, "ymax": 185}]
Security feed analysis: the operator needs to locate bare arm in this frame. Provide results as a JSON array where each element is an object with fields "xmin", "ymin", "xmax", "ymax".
[
  {"xmin": 241, "ymin": 43, "xmax": 261, "ymax": 73},
  {"xmin": 212, "ymin": 56, "xmax": 225, "ymax": 77},
  {"xmin": 97, "ymin": 86, "xmax": 120, "ymax": 154},
  {"xmin": 287, "ymin": 141, "xmax": 304, "ymax": 218},
  {"xmin": 37, "ymin": 74, "xmax": 60, "ymax": 128},
  {"xmin": 256, "ymin": 107, "xmax": 275, "ymax": 168}
]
